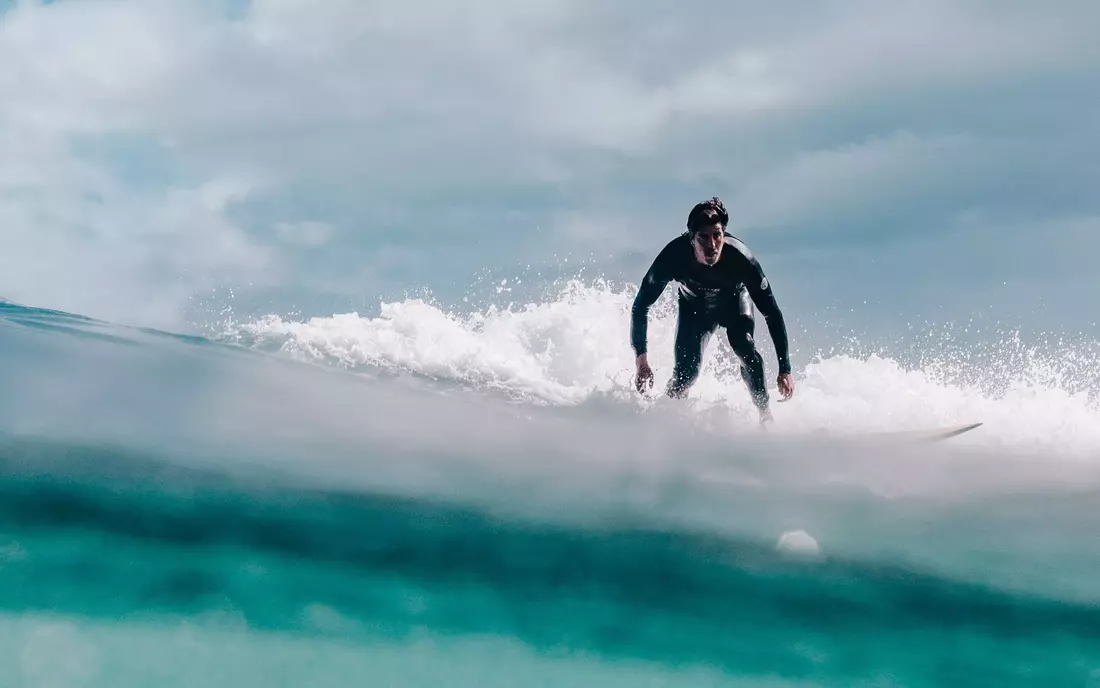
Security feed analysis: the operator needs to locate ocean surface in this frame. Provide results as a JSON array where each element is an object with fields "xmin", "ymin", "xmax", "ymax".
[{"xmin": 2, "ymin": 283, "xmax": 1100, "ymax": 687}]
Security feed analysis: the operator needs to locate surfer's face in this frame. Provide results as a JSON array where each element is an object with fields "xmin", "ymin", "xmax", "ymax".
[{"xmin": 692, "ymin": 223, "xmax": 724, "ymax": 266}]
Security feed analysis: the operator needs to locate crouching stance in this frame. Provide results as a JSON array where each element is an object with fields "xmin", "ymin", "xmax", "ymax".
[{"xmin": 630, "ymin": 197, "xmax": 795, "ymax": 419}]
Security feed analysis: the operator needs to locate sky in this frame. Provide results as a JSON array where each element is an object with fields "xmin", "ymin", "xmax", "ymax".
[{"xmin": 1, "ymin": 0, "xmax": 1098, "ymax": 340}]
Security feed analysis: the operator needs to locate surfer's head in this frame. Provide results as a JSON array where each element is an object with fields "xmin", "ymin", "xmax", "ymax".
[{"xmin": 687, "ymin": 197, "xmax": 728, "ymax": 266}]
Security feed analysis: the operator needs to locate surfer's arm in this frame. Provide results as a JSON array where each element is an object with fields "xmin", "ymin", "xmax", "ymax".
[
  {"xmin": 744, "ymin": 258, "xmax": 792, "ymax": 375},
  {"xmin": 630, "ymin": 252, "xmax": 673, "ymax": 357}
]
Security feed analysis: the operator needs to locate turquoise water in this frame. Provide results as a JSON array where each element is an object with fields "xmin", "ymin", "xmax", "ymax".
[{"xmin": 2, "ymin": 297, "xmax": 1100, "ymax": 686}]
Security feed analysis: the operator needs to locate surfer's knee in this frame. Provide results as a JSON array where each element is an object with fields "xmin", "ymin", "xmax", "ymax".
[{"xmin": 723, "ymin": 309, "xmax": 754, "ymax": 347}]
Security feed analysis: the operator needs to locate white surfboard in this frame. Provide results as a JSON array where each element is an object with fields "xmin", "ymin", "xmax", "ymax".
[{"xmin": 856, "ymin": 422, "xmax": 983, "ymax": 444}]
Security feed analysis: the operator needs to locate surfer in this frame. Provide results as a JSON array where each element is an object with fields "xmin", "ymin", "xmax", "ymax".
[{"xmin": 630, "ymin": 196, "xmax": 795, "ymax": 422}]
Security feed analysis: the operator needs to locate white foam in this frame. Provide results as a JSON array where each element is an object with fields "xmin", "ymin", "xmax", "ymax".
[
  {"xmin": 229, "ymin": 278, "xmax": 1100, "ymax": 459},
  {"xmin": 234, "ymin": 279, "xmax": 652, "ymax": 406}
]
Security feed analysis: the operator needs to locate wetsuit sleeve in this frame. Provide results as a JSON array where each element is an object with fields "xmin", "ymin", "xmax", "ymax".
[
  {"xmin": 743, "ymin": 257, "xmax": 792, "ymax": 375},
  {"xmin": 630, "ymin": 249, "xmax": 674, "ymax": 356}
]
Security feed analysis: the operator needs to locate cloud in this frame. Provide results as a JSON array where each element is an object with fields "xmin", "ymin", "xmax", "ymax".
[
  {"xmin": 0, "ymin": 134, "xmax": 273, "ymax": 327},
  {"xmin": 0, "ymin": 0, "xmax": 1097, "ymax": 333},
  {"xmin": 724, "ymin": 131, "xmax": 981, "ymax": 234},
  {"xmin": 274, "ymin": 221, "xmax": 334, "ymax": 247}
]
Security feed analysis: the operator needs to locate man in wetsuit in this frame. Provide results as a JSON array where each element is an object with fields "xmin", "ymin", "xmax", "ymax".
[{"xmin": 630, "ymin": 197, "xmax": 795, "ymax": 421}]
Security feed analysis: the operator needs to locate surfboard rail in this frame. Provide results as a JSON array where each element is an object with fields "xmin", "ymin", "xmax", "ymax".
[{"xmin": 857, "ymin": 422, "xmax": 983, "ymax": 443}]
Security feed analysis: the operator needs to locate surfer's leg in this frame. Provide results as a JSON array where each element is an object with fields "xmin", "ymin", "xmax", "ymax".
[
  {"xmin": 667, "ymin": 305, "xmax": 718, "ymax": 398},
  {"xmin": 723, "ymin": 288, "xmax": 769, "ymax": 411}
]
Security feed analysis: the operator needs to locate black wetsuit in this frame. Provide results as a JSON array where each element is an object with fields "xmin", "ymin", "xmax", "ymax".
[{"xmin": 630, "ymin": 232, "xmax": 791, "ymax": 408}]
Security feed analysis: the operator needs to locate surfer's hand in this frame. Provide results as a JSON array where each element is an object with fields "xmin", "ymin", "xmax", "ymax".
[
  {"xmin": 635, "ymin": 355, "xmax": 654, "ymax": 393},
  {"xmin": 777, "ymin": 373, "xmax": 795, "ymax": 400}
]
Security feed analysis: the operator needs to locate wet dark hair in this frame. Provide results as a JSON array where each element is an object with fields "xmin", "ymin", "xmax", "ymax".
[{"xmin": 686, "ymin": 197, "xmax": 729, "ymax": 233}]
